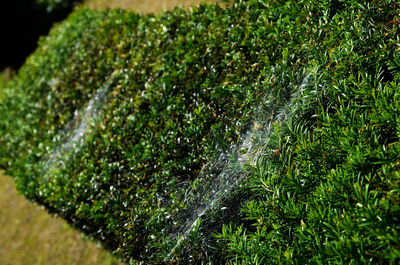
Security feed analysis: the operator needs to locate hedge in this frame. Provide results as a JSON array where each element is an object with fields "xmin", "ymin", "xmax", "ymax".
[
  {"xmin": 215, "ymin": 1, "xmax": 400, "ymax": 264},
  {"xmin": 1, "ymin": 0, "xmax": 399, "ymax": 264}
]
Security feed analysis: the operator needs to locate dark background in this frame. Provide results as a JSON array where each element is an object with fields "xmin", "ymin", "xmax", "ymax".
[{"xmin": 0, "ymin": 1, "xmax": 80, "ymax": 71}]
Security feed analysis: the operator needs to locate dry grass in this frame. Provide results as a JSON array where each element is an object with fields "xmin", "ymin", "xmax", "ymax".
[
  {"xmin": 84, "ymin": 0, "xmax": 227, "ymax": 13},
  {"xmin": 0, "ymin": 171, "xmax": 124, "ymax": 265}
]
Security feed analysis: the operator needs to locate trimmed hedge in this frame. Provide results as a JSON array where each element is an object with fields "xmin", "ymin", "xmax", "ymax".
[
  {"xmin": 1, "ymin": 0, "xmax": 400, "ymax": 264},
  {"xmin": 1, "ymin": 3, "xmax": 277, "ymax": 263},
  {"xmin": 216, "ymin": 1, "xmax": 400, "ymax": 264}
]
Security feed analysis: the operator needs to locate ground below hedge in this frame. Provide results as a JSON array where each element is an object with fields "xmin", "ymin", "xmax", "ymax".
[
  {"xmin": 0, "ymin": 172, "xmax": 124, "ymax": 265},
  {"xmin": 84, "ymin": 0, "xmax": 225, "ymax": 13}
]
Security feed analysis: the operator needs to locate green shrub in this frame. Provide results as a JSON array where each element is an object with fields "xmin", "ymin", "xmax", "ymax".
[
  {"xmin": 1, "ymin": 0, "xmax": 399, "ymax": 264},
  {"xmin": 216, "ymin": 1, "xmax": 400, "ymax": 264},
  {"xmin": 0, "ymin": 3, "xmax": 283, "ymax": 263}
]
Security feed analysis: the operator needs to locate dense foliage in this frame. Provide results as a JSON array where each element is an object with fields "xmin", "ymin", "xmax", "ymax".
[
  {"xmin": 216, "ymin": 1, "xmax": 400, "ymax": 264},
  {"xmin": 0, "ymin": 2, "xmax": 274, "ymax": 263},
  {"xmin": 0, "ymin": 0, "xmax": 399, "ymax": 264}
]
